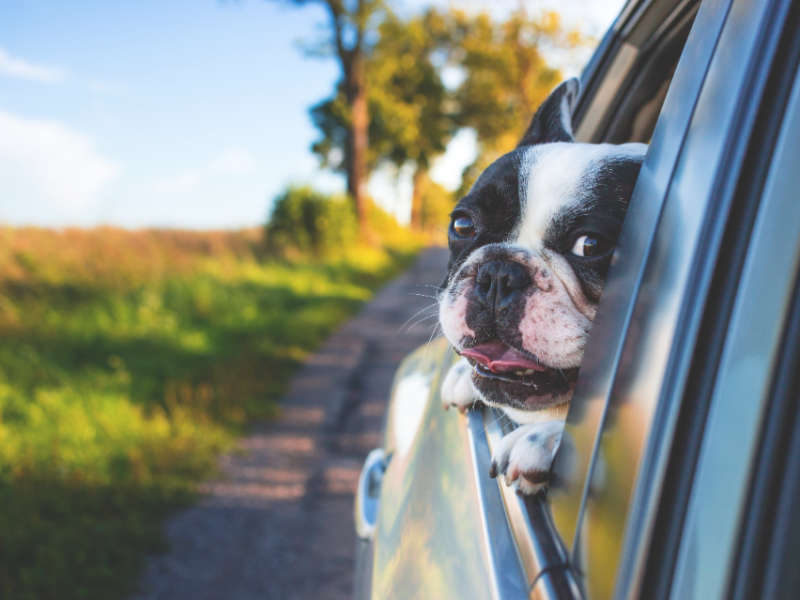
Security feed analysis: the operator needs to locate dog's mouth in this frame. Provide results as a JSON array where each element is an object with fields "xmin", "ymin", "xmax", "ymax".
[{"xmin": 460, "ymin": 340, "xmax": 578, "ymax": 387}]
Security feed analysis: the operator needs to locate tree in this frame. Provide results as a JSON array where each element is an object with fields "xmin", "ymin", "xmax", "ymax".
[
  {"xmin": 367, "ymin": 9, "xmax": 455, "ymax": 230},
  {"xmin": 278, "ymin": 0, "xmax": 384, "ymax": 238},
  {"xmin": 450, "ymin": 10, "xmax": 584, "ymax": 185},
  {"xmin": 305, "ymin": 5, "xmax": 583, "ymax": 232},
  {"xmin": 312, "ymin": 8, "xmax": 455, "ymax": 231}
]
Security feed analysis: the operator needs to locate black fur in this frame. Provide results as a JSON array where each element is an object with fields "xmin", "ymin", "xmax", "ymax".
[
  {"xmin": 544, "ymin": 156, "xmax": 644, "ymax": 302},
  {"xmin": 517, "ymin": 79, "xmax": 578, "ymax": 146},
  {"xmin": 445, "ymin": 151, "xmax": 525, "ymax": 285}
]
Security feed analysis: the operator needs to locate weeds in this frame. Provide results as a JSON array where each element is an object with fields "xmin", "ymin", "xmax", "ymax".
[{"xmin": 0, "ymin": 226, "xmax": 419, "ymax": 599}]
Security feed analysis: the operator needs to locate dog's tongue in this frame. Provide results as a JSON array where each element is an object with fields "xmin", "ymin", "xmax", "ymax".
[{"xmin": 461, "ymin": 341, "xmax": 546, "ymax": 373}]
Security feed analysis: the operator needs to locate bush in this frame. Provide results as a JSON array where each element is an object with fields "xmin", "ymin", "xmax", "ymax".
[{"xmin": 266, "ymin": 186, "xmax": 358, "ymax": 256}]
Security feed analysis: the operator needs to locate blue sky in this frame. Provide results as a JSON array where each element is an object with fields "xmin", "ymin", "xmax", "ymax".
[{"xmin": 0, "ymin": 0, "xmax": 622, "ymax": 229}]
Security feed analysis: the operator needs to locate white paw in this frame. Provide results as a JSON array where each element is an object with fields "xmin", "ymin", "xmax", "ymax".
[
  {"xmin": 441, "ymin": 357, "xmax": 479, "ymax": 413},
  {"xmin": 489, "ymin": 420, "xmax": 565, "ymax": 495}
]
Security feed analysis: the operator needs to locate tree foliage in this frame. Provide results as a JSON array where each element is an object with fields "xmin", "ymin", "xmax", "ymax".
[
  {"xmin": 275, "ymin": 0, "xmax": 385, "ymax": 238},
  {"xmin": 450, "ymin": 10, "xmax": 585, "ymax": 183},
  {"xmin": 311, "ymin": 8, "xmax": 457, "ymax": 229},
  {"xmin": 367, "ymin": 10, "xmax": 453, "ymax": 173},
  {"xmin": 299, "ymin": 4, "xmax": 586, "ymax": 232}
]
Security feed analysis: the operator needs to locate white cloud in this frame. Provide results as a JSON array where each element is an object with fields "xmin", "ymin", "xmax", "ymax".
[
  {"xmin": 0, "ymin": 108, "xmax": 119, "ymax": 212},
  {"xmin": 211, "ymin": 148, "xmax": 257, "ymax": 174},
  {"xmin": 0, "ymin": 47, "xmax": 66, "ymax": 84},
  {"xmin": 149, "ymin": 149, "xmax": 256, "ymax": 198},
  {"xmin": 151, "ymin": 171, "xmax": 200, "ymax": 195}
]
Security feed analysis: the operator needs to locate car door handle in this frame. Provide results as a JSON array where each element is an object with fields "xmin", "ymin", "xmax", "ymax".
[{"xmin": 354, "ymin": 448, "xmax": 387, "ymax": 540}]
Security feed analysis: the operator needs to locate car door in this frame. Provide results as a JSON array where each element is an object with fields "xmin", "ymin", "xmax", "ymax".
[
  {"xmin": 352, "ymin": 0, "xmax": 731, "ymax": 597},
  {"xmin": 546, "ymin": 0, "xmax": 800, "ymax": 598}
]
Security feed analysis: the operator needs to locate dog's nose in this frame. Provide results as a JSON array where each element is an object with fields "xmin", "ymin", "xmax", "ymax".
[{"xmin": 475, "ymin": 260, "xmax": 531, "ymax": 309}]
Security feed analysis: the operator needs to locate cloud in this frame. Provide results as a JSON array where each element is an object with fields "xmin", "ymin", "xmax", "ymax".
[
  {"xmin": 0, "ymin": 108, "xmax": 119, "ymax": 212},
  {"xmin": 151, "ymin": 171, "xmax": 200, "ymax": 195},
  {"xmin": 149, "ymin": 148, "xmax": 256, "ymax": 197},
  {"xmin": 211, "ymin": 148, "xmax": 257, "ymax": 174},
  {"xmin": 0, "ymin": 47, "xmax": 66, "ymax": 84}
]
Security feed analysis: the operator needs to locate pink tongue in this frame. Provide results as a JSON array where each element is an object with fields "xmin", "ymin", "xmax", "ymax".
[{"xmin": 461, "ymin": 341, "xmax": 546, "ymax": 373}]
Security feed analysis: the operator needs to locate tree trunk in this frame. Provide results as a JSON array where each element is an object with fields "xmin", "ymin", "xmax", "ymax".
[
  {"xmin": 410, "ymin": 165, "xmax": 428, "ymax": 231},
  {"xmin": 345, "ymin": 57, "xmax": 370, "ymax": 239}
]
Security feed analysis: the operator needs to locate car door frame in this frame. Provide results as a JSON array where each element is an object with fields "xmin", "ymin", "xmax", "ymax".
[{"xmin": 545, "ymin": 0, "xmax": 800, "ymax": 599}]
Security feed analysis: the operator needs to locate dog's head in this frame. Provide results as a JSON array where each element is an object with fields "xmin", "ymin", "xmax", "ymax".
[{"xmin": 439, "ymin": 78, "xmax": 646, "ymax": 413}]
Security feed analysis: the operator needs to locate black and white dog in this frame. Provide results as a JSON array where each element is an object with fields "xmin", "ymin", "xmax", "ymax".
[{"xmin": 438, "ymin": 78, "xmax": 646, "ymax": 494}]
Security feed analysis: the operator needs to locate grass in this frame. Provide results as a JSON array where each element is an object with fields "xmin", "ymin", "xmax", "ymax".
[{"xmin": 0, "ymin": 226, "xmax": 420, "ymax": 600}]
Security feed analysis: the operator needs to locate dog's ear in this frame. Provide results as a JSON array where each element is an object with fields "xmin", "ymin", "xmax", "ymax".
[{"xmin": 517, "ymin": 78, "xmax": 580, "ymax": 147}]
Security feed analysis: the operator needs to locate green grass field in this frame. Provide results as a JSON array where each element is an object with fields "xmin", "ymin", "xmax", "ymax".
[{"xmin": 0, "ymin": 226, "xmax": 419, "ymax": 600}]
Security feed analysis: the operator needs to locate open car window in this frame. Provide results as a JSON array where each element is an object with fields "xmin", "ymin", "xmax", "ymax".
[
  {"xmin": 575, "ymin": 0, "xmax": 700, "ymax": 145},
  {"xmin": 463, "ymin": 0, "xmax": 711, "ymax": 592},
  {"xmin": 548, "ymin": 0, "xmax": 712, "ymax": 559}
]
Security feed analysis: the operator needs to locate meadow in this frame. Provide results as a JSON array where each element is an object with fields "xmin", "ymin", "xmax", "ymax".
[{"xmin": 0, "ymin": 225, "xmax": 420, "ymax": 600}]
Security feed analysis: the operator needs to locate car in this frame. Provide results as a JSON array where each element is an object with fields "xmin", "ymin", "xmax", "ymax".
[{"xmin": 352, "ymin": 0, "xmax": 800, "ymax": 597}]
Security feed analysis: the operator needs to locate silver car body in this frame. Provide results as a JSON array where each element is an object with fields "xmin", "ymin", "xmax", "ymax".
[{"xmin": 355, "ymin": 0, "xmax": 800, "ymax": 597}]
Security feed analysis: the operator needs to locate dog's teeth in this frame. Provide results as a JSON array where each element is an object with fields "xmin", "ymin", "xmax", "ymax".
[
  {"xmin": 524, "ymin": 369, "xmax": 535, "ymax": 375},
  {"xmin": 515, "ymin": 371, "xmax": 523, "ymax": 376}
]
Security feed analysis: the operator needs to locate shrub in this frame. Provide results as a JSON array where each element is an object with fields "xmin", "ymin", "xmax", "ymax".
[{"xmin": 266, "ymin": 186, "xmax": 358, "ymax": 256}]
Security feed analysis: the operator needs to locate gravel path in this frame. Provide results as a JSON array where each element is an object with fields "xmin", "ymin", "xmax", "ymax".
[{"xmin": 130, "ymin": 248, "xmax": 449, "ymax": 600}]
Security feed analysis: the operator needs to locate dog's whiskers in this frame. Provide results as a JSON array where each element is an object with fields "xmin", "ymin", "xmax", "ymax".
[
  {"xmin": 421, "ymin": 322, "xmax": 443, "ymax": 362},
  {"xmin": 399, "ymin": 303, "xmax": 439, "ymax": 333},
  {"xmin": 480, "ymin": 409, "xmax": 508, "ymax": 436},
  {"xmin": 414, "ymin": 284, "xmax": 443, "ymax": 300},
  {"xmin": 404, "ymin": 313, "xmax": 439, "ymax": 333}
]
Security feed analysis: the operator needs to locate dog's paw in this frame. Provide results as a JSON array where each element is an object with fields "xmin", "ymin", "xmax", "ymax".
[
  {"xmin": 441, "ymin": 357, "xmax": 479, "ymax": 413},
  {"xmin": 489, "ymin": 420, "xmax": 565, "ymax": 495}
]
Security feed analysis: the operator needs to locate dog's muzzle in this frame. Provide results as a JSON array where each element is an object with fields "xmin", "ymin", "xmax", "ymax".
[{"xmin": 474, "ymin": 260, "xmax": 532, "ymax": 312}]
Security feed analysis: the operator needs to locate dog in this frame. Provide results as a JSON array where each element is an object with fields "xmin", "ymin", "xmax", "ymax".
[{"xmin": 438, "ymin": 78, "xmax": 646, "ymax": 494}]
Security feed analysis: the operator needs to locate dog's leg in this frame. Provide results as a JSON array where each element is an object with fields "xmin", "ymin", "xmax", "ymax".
[
  {"xmin": 489, "ymin": 420, "xmax": 564, "ymax": 495},
  {"xmin": 441, "ymin": 356, "xmax": 479, "ymax": 413}
]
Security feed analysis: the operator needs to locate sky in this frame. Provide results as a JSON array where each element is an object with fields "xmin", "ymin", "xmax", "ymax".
[{"xmin": 0, "ymin": 0, "xmax": 625, "ymax": 229}]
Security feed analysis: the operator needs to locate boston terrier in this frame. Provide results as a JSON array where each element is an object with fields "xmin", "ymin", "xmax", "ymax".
[{"xmin": 438, "ymin": 78, "xmax": 646, "ymax": 494}]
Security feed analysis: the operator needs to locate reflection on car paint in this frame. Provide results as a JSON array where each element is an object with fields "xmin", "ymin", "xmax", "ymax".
[
  {"xmin": 373, "ymin": 339, "xmax": 497, "ymax": 600},
  {"xmin": 392, "ymin": 371, "xmax": 433, "ymax": 458}
]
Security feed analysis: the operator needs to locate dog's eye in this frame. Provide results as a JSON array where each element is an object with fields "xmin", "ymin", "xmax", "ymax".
[
  {"xmin": 452, "ymin": 216, "xmax": 476, "ymax": 237},
  {"xmin": 571, "ymin": 235, "xmax": 612, "ymax": 257}
]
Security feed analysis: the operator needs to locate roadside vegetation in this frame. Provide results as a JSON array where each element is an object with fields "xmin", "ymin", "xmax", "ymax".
[
  {"xmin": 0, "ymin": 197, "xmax": 421, "ymax": 600},
  {"xmin": 0, "ymin": 2, "xmax": 589, "ymax": 597}
]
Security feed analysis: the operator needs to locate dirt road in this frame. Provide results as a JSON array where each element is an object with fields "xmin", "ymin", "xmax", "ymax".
[{"xmin": 130, "ymin": 247, "xmax": 449, "ymax": 600}]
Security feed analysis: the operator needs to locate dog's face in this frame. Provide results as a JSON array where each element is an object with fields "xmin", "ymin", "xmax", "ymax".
[{"xmin": 439, "ymin": 79, "xmax": 646, "ymax": 413}]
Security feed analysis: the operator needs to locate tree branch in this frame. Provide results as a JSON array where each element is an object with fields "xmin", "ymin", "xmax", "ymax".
[{"xmin": 321, "ymin": 0, "xmax": 351, "ymax": 77}]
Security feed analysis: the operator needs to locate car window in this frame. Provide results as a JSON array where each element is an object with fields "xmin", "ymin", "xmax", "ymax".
[
  {"xmin": 451, "ymin": 0, "xmax": 708, "ymax": 593},
  {"xmin": 575, "ymin": 0, "xmax": 700, "ymax": 145},
  {"xmin": 547, "ymin": 0, "xmax": 713, "ymax": 556},
  {"xmin": 468, "ymin": 0, "xmax": 708, "ymax": 583}
]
